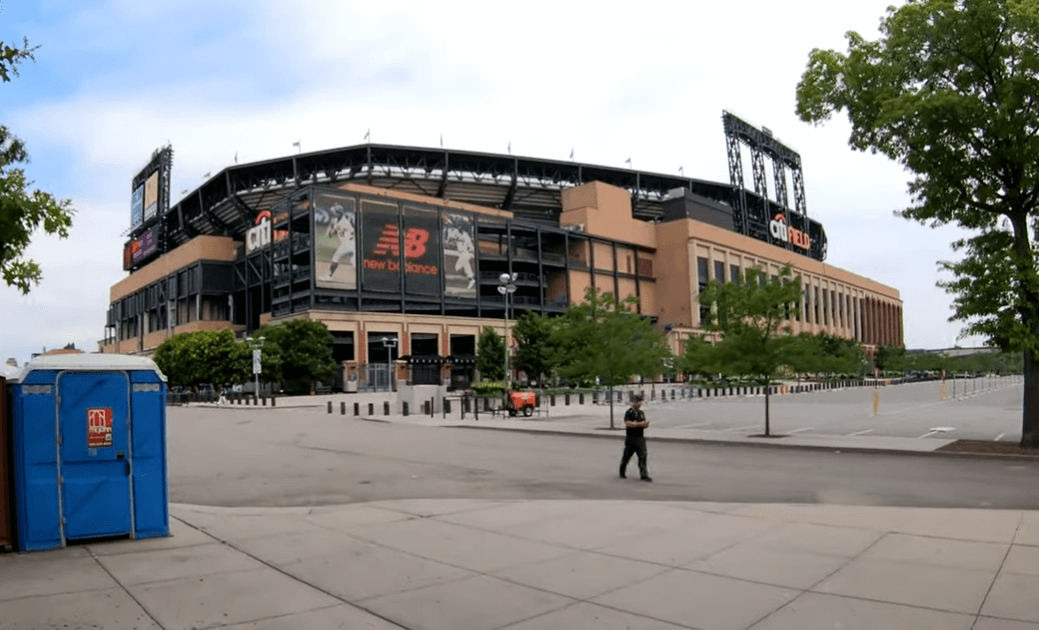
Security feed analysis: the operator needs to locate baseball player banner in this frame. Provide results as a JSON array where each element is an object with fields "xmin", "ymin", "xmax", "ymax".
[
  {"xmin": 443, "ymin": 211, "xmax": 476, "ymax": 298},
  {"xmin": 361, "ymin": 199, "xmax": 402, "ymax": 293},
  {"xmin": 314, "ymin": 192, "xmax": 358, "ymax": 290},
  {"xmin": 403, "ymin": 206, "xmax": 441, "ymax": 296}
]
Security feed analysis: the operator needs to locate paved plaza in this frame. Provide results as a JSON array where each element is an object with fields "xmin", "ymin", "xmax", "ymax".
[{"xmin": 3, "ymin": 500, "xmax": 1039, "ymax": 629}]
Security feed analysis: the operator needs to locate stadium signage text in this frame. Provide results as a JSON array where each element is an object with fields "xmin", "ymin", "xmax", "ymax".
[
  {"xmin": 768, "ymin": 214, "xmax": 811, "ymax": 250},
  {"xmin": 363, "ymin": 224, "xmax": 438, "ymax": 275},
  {"xmin": 245, "ymin": 210, "xmax": 288, "ymax": 254}
]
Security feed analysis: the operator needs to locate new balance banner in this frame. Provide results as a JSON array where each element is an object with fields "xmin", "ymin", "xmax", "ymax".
[
  {"xmin": 314, "ymin": 192, "xmax": 358, "ymax": 290},
  {"xmin": 361, "ymin": 200, "xmax": 401, "ymax": 292},
  {"xmin": 403, "ymin": 206, "xmax": 440, "ymax": 296},
  {"xmin": 443, "ymin": 212, "xmax": 476, "ymax": 298}
]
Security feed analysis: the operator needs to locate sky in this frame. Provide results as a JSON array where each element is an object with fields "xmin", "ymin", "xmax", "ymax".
[{"xmin": 0, "ymin": 0, "xmax": 986, "ymax": 364}]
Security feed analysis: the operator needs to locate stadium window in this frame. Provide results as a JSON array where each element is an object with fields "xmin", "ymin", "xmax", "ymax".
[
  {"xmin": 838, "ymin": 292, "xmax": 845, "ymax": 328},
  {"xmin": 730, "ymin": 264, "xmax": 740, "ymax": 285},
  {"xmin": 802, "ymin": 284, "xmax": 810, "ymax": 323},
  {"xmin": 830, "ymin": 290, "xmax": 837, "ymax": 328},
  {"xmin": 814, "ymin": 286, "xmax": 820, "ymax": 324},
  {"xmin": 714, "ymin": 260, "xmax": 726, "ymax": 283},
  {"xmin": 822, "ymin": 289, "xmax": 829, "ymax": 326},
  {"xmin": 697, "ymin": 256, "xmax": 710, "ymax": 325}
]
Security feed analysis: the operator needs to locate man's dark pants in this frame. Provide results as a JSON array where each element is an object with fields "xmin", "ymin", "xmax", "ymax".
[{"xmin": 620, "ymin": 437, "xmax": 648, "ymax": 479}]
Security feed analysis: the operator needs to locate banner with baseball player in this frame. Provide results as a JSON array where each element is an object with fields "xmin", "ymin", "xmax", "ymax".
[
  {"xmin": 443, "ymin": 211, "xmax": 477, "ymax": 298},
  {"xmin": 314, "ymin": 192, "xmax": 358, "ymax": 290}
]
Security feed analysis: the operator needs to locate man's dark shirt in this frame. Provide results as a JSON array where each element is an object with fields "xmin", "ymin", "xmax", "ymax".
[{"xmin": 624, "ymin": 407, "xmax": 646, "ymax": 440}]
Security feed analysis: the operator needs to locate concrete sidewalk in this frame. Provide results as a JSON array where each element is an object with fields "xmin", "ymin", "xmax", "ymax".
[{"xmin": 3, "ymin": 499, "xmax": 1039, "ymax": 629}]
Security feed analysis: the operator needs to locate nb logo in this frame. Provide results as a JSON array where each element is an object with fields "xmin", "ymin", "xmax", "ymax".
[{"xmin": 373, "ymin": 225, "xmax": 429, "ymax": 258}]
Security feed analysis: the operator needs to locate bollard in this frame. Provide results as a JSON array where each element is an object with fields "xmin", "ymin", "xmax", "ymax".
[
  {"xmin": 403, "ymin": 401, "xmax": 410, "ymax": 416},
  {"xmin": 384, "ymin": 401, "xmax": 390, "ymax": 415},
  {"xmin": 593, "ymin": 392, "xmax": 599, "ymax": 405},
  {"xmin": 262, "ymin": 396, "xmax": 267, "ymax": 407},
  {"xmin": 429, "ymin": 397, "xmax": 435, "ymax": 418},
  {"xmin": 368, "ymin": 403, "xmax": 374, "ymax": 416},
  {"xmin": 271, "ymin": 394, "xmax": 276, "ymax": 407},
  {"xmin": 444, "ymin": 399, "xmax": 451, "ymax": 414},
  {"xmin": 550, "ymin": 395, "xmax": 556, "ymax": 406},
  {"xmin": 872, "ymin": 389, "xmax": 880, "ymax": 416},
  {"xmin": 354, "ymin": 402, "xmax": 360, "ymax": 416},
  {"xmin": 341, "ymin": 402, "xmax": 346, "ymax": 415},
  {"xmin": 579, "ymin": 393, "xmax": 584, "ymax": 405},
  {"xmin": 423, "ymin": 401, "xmax": 430, "ymax": 415},
  {"xmin": 327, "ymin": 401, "xmax": 332, "ymax": 414},
  {"xmin": 565, "ymin": 393, "xmax": 570, "ymax": 406}
]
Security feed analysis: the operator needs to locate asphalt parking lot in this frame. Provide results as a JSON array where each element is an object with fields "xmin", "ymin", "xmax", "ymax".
[{"xmin": 643, "ymin": 377, "xmax": 1021, "ymax": 442}]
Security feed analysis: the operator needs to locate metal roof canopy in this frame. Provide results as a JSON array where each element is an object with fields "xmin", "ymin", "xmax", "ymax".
[{"xmin": 150, "ymin": 143, "xmax": 738, "ymax": 251}]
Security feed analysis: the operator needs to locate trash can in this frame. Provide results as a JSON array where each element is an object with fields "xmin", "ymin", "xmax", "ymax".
[
  {"xmin": 9, "ymin": 354, "xmax": 169, "ymax": 551},
  {"xmin": 0, "ymin": 367, "xmax": 13, "ymax": 551}
]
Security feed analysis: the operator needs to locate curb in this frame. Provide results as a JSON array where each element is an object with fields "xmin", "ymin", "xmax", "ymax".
[{"xmin": 441, "ymin": 424, "xmax": 1039, "ymax": 461}]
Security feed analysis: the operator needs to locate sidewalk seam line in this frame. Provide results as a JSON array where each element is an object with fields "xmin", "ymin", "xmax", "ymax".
[
  {"xmin": 171, "ymin": 518, "xmax": 415, "ymax": 630},
  {"xmin": 970, "ymin": 514, "xmax": 1023, "ymax": 630},
  {"xmin": 741, "ymin": 530, "xmax": 890, "ymax": 630},
  {"xmin": 87, "ymin": 548, "xmax": 170, "ymax": 630}
]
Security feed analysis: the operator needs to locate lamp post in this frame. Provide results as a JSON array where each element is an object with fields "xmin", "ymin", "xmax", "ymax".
[
  {"xmin": 245, "ymin": 335, "xmax": 265, "ymax": 402},
  {"xmin": 497, "ymin": 273, "xmax": 517, "ymax": 387},
  {"xmin": 380, "ymin": 336, "xmax": 398, "ymax": 392}
]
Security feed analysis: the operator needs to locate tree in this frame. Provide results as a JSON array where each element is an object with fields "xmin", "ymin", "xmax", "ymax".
[
  {"xmin": 693, "ymin": 266, "xmax": 805, "ymax": 436},
  {"xmin": 475, "ymin": 326, "xmax": 505, "ymax": 382},
  {"xmin": 556, "ymin": 287, "xmax": 670, "ymax": 429},
  {"xmin": 256, "ymin": 319, "xmax": 334, "ymax": 392},
  {"xmin": 795, "ymin": 0, "xmax": 1039, "ymax": 446},
  {"xmin": 792, "ymin": 332, "xmax": 870, "ymax": 377},
  {"xmin": 513, "ymin": 311, "xmax": 560, "ymax": 386},
  {"xmin": 1, "ymin": 36, "xmax": 74, "ymax": 293},
  {"xmin": 874, "ymin": 345, "xmax": 907, "ymax": 374},
  {"xmin": 152, "ymin": 330, "xmax": 250, "ymax": 389}
]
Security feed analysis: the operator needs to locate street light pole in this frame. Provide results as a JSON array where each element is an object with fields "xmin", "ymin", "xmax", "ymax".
[{"xmin": 498, "ymin": 273, "xmax": 517, "ymax": 387}]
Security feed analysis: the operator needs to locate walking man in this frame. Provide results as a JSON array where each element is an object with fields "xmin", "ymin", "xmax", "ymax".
[{"xmin": 620, "ymin": 394, "xmax": 652, "ymax": 482}]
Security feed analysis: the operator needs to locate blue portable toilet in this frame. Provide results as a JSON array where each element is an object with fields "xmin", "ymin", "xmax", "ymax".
[{"xmin": 8, "ymin": 354, "xmax": 169, "ymax": 551}]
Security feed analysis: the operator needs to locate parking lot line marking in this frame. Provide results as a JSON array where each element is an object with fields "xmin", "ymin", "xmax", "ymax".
[
  {"xmin": 724, "ymin": 424, "xmax": 761, "ymax": 433},
  {"xmin": 677, "ymin": 422, "xmax": 712, "ymax": 429},
  {"xmin": 918, "ymin": 430, "xmax": 939, "ymax": 439},
  {"xmin": 788, "ymin": 427, "xmax": 814, "ymax": 434},
  {"xmin": 995, "ymin": 433, "xmax": 1006, "ymax": 442},
  {"xmin": 847, "ymin": 429, "xmax": 874, "ymax": 437}
]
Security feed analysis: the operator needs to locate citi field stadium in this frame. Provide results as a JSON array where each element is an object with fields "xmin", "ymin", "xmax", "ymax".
[{"xmin": 103, "ymin": 113, "xmax": 902, "ymax": 391}]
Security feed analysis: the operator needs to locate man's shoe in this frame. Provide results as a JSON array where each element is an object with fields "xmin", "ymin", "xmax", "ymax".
[
  {"xmin": 619, "ymin": 471, "xmax": 627, "ymax": 479},
  {"xmin": 641, "ymin": 476, "xmax": 653, "ymax": 482}
]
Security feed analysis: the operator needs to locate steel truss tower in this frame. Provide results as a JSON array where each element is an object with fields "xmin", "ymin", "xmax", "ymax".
[{"xmin": 722, "ymin": 111, "xmax": 825, "ymax": 260}]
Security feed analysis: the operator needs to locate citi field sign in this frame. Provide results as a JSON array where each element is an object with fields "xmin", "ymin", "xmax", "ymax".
[
  {"xmin": 768, "ymin": 214, "xmax": 811, "ymax": 250},
  {"xmin": 245, "ymin": 210, "xmax": 288, "ymax": 254}
]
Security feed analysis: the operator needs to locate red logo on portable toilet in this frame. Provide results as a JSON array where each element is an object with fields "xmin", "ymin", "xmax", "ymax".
[{"xmin": 87, "ymin": 408, "xmax": 113, "ymax": 448}]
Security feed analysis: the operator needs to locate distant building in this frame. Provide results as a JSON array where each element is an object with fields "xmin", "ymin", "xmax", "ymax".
[
  {"xmin": 32, "ymin": 343, "xmax": 85, "ymax": 359},
  {"xmin": 908, "ymin": 346, "xmax": 998, "ymax": 358}
]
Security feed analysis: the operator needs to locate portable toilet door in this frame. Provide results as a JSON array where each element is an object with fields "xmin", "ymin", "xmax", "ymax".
[{"xmin": 57, "ymin": 370, "xmax": 135, "ymax": 541}]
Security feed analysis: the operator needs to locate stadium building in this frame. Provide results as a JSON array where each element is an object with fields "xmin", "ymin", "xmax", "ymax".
[{"xmin": 100, "ymin": 113, "xmax": 904, "ymax": 390}]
